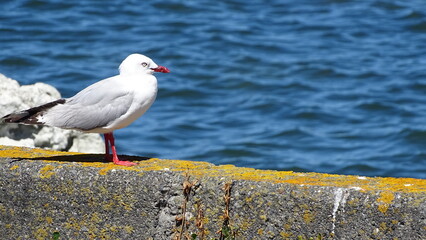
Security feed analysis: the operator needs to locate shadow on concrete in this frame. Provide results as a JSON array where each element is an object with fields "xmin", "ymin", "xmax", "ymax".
[{"xmin": 9, "ymin": 154, "xmax": 151, "ymax": 164}]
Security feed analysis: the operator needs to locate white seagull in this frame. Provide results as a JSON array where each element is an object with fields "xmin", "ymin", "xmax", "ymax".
[{"xmin": 1, "ymin": 53, "xmax": 170, "ymax": 166}]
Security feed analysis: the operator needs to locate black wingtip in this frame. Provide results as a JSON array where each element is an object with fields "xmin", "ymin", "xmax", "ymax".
[
  {"xmin": 1, "ymin": 99, "xmax": 66, "ymax": 125},
  {"xmin": 1, "ymin": 111, "xmax": 30, "ymax": 123}
]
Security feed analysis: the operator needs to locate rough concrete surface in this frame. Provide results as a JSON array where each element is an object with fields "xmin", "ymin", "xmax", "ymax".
[{"xmin": 0, "ymin": 145, "xmax": 425, "ymax": 240}]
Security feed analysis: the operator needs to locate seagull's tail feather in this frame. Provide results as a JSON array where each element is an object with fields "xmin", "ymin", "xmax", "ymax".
[{"xmin": 1, "ymin": 99, "xmax": 66, "ymax": 125}]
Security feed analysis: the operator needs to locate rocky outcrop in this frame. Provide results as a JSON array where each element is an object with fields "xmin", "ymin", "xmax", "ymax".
[{"xmin": 0, "ymin": 74, "xmax": 103, "ymax": 153}]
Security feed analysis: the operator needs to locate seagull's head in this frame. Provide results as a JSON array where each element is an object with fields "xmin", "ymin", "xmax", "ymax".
[{"xmin": 119, "ymin": 53, "xmax": 170, "ymax": 75}]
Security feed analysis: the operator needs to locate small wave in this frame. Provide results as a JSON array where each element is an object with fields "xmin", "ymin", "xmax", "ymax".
[
  {"xmin": 397, "ymin": 10, "xmax": 425, "ymax": 20},
  {"xmin": 0, "ymin": 56, "xmax": 39, "ymax": 67},
  {"xmin": 355, "ymin": 101, "xmax": 397, "ymax": 112},
  {"xmin": 408, "ymin": 21, "xmax": 426, "ymax": 33},
  {"xmin": 399, "ymin": 128, "xmax": 426, "ymax": 145},
  {"xmin": 267, "ymin": 127, "xmax": 313, "ymax": 139},
  {"xmin": 336, "ymin": 164, "xmax": 380, "ymax": 175},
  {"xmin": 293, "ymin": 65, "xmax": 349, "ymax": 79},
  {"xmin": 20, "ymin": 0, "xmax": 74, "ymax": 10},
  {"xmin": 290, "ymin": 108, "xmax": 341, "ymax": 123},
  {"xmin": 151, "ymin": 1, "xmax": 201, "ymax": 12},
  {"xmin": 160, "ymin": 88, "xmax": 206, "ymax": 99}
]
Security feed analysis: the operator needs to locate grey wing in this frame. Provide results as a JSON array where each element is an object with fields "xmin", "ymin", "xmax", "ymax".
[
  {"xmin": 44, "ymin": 77, "xmax": 133, "ymax": 130},
  {"xmin": 49, "ymin": 95, "xmax": 133, "ymax": 131}
]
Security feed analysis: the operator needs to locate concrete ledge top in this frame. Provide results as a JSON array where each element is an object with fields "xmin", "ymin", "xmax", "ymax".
[{"xmin": 0, "ymin": 145, "xmax": 424, "ymax": 193}]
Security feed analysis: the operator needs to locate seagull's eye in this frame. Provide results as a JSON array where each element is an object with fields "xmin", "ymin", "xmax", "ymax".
[{"xmin": 141, "ymin": 62, "xmax": 148, "ymax": 67}]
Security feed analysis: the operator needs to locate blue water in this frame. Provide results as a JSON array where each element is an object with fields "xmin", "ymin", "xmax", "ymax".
[{"xmin": 1, "ymin": 0, "xmax": 426, "ymax": 179}]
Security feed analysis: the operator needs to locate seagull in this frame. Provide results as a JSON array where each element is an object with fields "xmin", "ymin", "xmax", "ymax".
[{"xmin": 1, "ymin": 53, "xmax": 170, "ymax": 166}]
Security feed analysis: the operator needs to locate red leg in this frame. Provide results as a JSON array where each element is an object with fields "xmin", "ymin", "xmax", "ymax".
[
  {"xmin": 103, "ymin": 133, "xmax": 112, "ymax": 161},
  {"xmin": 108, "ymin": 132, "xmax": 137, "ymax": 166}
]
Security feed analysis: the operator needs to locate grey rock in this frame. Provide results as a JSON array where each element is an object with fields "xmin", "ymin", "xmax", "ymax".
[{"xmin": 0, "ymin": 73, "xmax": 103, "ymax": 153}]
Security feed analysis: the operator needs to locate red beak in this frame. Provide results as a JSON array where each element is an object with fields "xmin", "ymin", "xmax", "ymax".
[{"xmin": 151, "ymin": 66, "xmax": 170, "ymax": 73}]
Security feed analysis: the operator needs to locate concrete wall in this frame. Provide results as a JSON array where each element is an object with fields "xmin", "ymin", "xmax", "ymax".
[{"xmin": 0, "ymin": 145, "xmax": 425, "ymax": 239}]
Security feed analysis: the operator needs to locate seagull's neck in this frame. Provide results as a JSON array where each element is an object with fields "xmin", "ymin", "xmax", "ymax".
[
  {"xmin": 119, "ymin": 68, "xmax": 154, "ymax": 76},
  {"xmin": 119, "ymin": 69, "xmax": 154, "ymax": 76},
  {"xmin": 118, "ymin": 72, "xmax": 157, "ymax": 88}
]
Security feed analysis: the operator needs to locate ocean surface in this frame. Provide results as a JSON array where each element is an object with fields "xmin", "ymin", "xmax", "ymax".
[{"xmin": 1, "ymin": 0, "xmax": 426, "ymax": 179}]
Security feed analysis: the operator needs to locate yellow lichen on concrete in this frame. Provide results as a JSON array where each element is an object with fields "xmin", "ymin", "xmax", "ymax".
[
  {"xmin": 1, "ymin": 145, "xmax": 426, "ymax": 194},
  {"xmin": 0, "ymin": 203, "xmax": 5, "ymax": 214},
  {"xmin": 377, "ymin": 191, "xmax": 395, "ymax": 214},
  {"xmin": 34, "ymin": 228, "xmax": 49, "ymax": 240},
  {"xmin": 280, "ymin": 231, "xmax": 292, "ymax": 238},
  {"xmin": 39, "ymin": 165, "xmax": 58, "ymax": 179},
  {"xmin": 0, "ymin": 145, "xmax": 81, "ymax": 159},
  {"xmin": 234, "ymin": 214, "xmax": 254, "ymax": 232},
  {"xmin": 9, "ymin": 165, "xmax": 19, "ymax": 170},
  {"xmin": 45, "ymin": 216, "xmax": 53, "ymax": 224},
  {"xmin": 57, "ymin": 212, "xmax": 135, "ymax": 239},
  {"xmin": 123, "ymin": 226, "xmax": 134, "ymax": 234},
  {"xmin": 98, "ymin": 164, "xmax": 118, "ymax": 175},
  {"xmin": 303, "ymin": 210, "xmax": 314, "ymax": 224}
]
